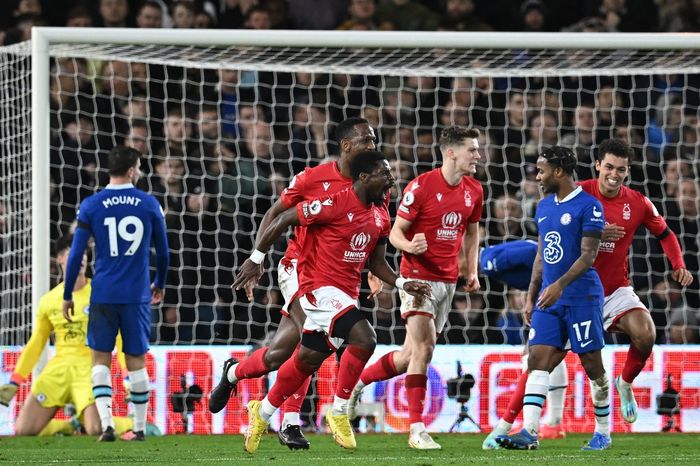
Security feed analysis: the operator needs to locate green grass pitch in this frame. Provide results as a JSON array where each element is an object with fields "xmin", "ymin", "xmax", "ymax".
[{"xmin": 1, "ymin": 433, "xmax": 699, "ymax": 465}]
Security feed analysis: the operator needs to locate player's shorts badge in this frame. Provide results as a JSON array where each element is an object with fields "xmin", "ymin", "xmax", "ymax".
[
  {"xmin": 83, "ymin": 306, "xmax": 90, "ymax": 315},
  {"xmin": 528, "ymin": 328, "xmax": 536, "ymax": 341},
  {"xmin": 560, "ymin": 213, "xmax": 572, "ymax": 225},
  {"xmin": 36, "ymin": 393, "xmax": 47, "ymax": 403}
]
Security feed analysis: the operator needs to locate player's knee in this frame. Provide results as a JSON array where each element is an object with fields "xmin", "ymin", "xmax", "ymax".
[
  {"xmin": 413, "ymin": 341, "xmax": 435, "ymax": 363},
  {"xmin": 334, "ymin": 308, "xmax": 376, "ymax": 351},
  {"xmin": 632, "ymin": 332, "xmax": 655, "ymax": 356},
  {"xmin": 84, "ymin": 420, "xmax": 102, "ymax": 436},
  {"xmin": 14, "ymin": 420, "xmax": 38, "ymax": 436},
  {"xmin": 264, "ymin": 345, "xmax": 295, "ymax": 370}
]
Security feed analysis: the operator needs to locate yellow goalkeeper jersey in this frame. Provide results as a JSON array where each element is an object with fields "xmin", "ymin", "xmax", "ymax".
[{"xmin": 13, "ymin": 280, "xmax": 125, "ymax": 380}]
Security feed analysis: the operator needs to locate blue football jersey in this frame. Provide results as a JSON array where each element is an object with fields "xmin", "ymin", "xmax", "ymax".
[
  {"xmin": 64, "ymin": 184, "xmax": 169, "ymax": 304},
  {"xmin": 480, "ymin": 240, "xmax": 537, "ymax": 291},
  {"xmin": 535, "ymin": 186, "xmax": 605, "ymax": 304}
]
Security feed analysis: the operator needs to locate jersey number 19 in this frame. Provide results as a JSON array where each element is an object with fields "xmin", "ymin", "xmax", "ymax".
[{"xmin": 104, "ymin": 216, "xmax": 144, "ymax": 256}]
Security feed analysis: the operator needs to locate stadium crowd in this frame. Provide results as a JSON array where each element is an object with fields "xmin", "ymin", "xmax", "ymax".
[{"xmin": 0, "ymin": 0, "xmax": 698, "ymax": 349}]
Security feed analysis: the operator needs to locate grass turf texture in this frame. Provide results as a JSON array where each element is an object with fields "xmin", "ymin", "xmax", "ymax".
[{"xmin": 1, "ymin": 433, "xmax": 698, "ymax": 465}]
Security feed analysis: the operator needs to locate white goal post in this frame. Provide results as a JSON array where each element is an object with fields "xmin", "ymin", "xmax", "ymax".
[{"xmin": 17, "ymin": 27, "xmax": 700, "ymax": 349}]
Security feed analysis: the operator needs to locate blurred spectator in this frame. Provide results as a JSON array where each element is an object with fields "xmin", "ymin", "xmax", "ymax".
[
  {"xmin": 126, "ymin": 119, "xmax": 151, "ymax": 156},
  {"xmin": 99, "ymin": 0, "xmax": 129, "ymax": 28},
  {"xmin": 523, "ymin": 110, "xmax": 559, "ymax": 163},
  {"xmin": 194, "ymin": 10, "xmax": 215, "ymax": 28},
  {"xmin": 172, "ymin": 1, "xmax": 196, "ymax": 29},
  {"xmin": 657, "ymin": 0, "xmax": 700, "ymax": 31},
  {"xmin": 65, "ymin": 5, "xmax": 93, "ymax": 27},
  {"xmin": 136, "ymin": 1, "xmax": 163, "ymax": 28},
  {"xmin": 288, "ymin": 100, "xmax": 333, "ymax": 173},
  {"xmin": 263, "ymin": 0, "xmax": 293, "ymax": 29},
  {"xmin": 520, "ymin": 0, "xmax": 547, "ymax": 31},
  {"xmin": 439, "ymin": 0, "xmax": 493, "ymax": 31},
  {"xmin": 375, "ymin": 0, "xmax": 440, "ymax": 30},
  {"xmin": 287, "ymin": 0, "xmax": 348, "ymax": 30},
  {"xmin": 589, "ymin": 0, "xmax": 658, "ymax": 32},
  {"xmin": 244, "ymin": 5, "xmax": 272, "ymax": 29},
  {"xmin": 219, "ymin": 0, "xmax": 258, "ymax": 29},
  {"xmin": 13, "ymin": 13, "xmax": 47, "ymax": 41},
  {"xmin": 561, "ymin": 102, "xmax": 596, "ymax": 179},
  {"xmin": 338, "ymin": 0, "xmax": 392, "ymax": 30},
  {"xmin": 160, "ymin": 107, "xmax": 193, "ymax": 158},
  {"xmin": 196, "ymin": 104, "xmax": 222, "ymax": 143}
]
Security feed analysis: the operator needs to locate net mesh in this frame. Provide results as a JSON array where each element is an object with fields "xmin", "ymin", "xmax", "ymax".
[
  {"xmin": 0, "ymin": 39, "xmax": 698, "ymax": 350},
  {"xmin": 0, "ymin": 42, "xmax": 32, "ymax": 346}
]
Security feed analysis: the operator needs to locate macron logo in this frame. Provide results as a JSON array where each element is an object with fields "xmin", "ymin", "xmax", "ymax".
[
  {"xmin": 436, "ymin": 193, "xmax": 443, "ymax": 202},
  {"xmin": 347, "ymin": 213, "xmax": 354, "ymax": 222},
  {"xmin": 322, "ymin": 182, "xmax": 331, "ymax": 191},
  {"xmin": 538, "ymin": 216, "xmax": 547, "ymax": 224},
  {"xmin": 593, "ymin": 206, "xmax": 602, "ymax": 218}
]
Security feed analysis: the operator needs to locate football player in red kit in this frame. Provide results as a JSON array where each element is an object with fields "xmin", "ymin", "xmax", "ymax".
[{"xmin": 348, "ymin": 126, "xmax": 483, "ymax": 450}]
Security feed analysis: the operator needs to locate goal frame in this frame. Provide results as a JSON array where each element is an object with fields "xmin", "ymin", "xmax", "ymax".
[{"xmin": 30, "ymin": 26, "xmax": 699, "ymax": 327}]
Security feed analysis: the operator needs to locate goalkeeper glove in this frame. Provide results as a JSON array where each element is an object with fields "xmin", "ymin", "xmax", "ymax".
[{"xmin": 0, "ymin": 382, "xmax": 18, "ymax": 407}]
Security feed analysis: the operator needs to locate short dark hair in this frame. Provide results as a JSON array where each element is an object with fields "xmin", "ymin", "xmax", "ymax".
[
  {"xmin": 350, "ymin": 150, "xmax": 386, "ymax": 181},
  {"xmin": 439, "ymin": 126, "xmax": 480, "ymax": 151},
  {"xmin": 139, "ymin": 0, "xmax": 162, "ymax": 13},
  {"xmin": 108, "ymin": 146, "xmax": 141, "ymax": 176},
  {"xmin": 336, "ymin": 117, "xmax": 369, "ymax": 147},
  {"xmin": 597, "ymin": 138, "xmax": 634, "ymax": 161},
  {"xmin": 539, "ymin": 145, "xmax": 577, "ymax": 175},
  {"xmin": 54, "ymin": 235, "xmax": 73, "ymax": 256}
]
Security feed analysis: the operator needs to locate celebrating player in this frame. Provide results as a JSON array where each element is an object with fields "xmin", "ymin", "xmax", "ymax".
[
  {"xmin": 233, "ymin": 150, "xmax": 432, "ymax": 454},
  {"xmin": 580, "ymin": 139, "xmax": 692, "ymax": 421},
  {"xmin": 0, "ymin": 236, "xmax": 144, "ymax": 437},
  {"xmin": 62, "ymin": 146, "xmax": 169, "ymax": 442},
  {"xmin": 495, "ymin": 146, "xmax": 611, "ymax": 451},
  {"xmin": 208, "ymin": 117, "xmax": 381, "ymax": 450},
  {"xmin": 346, "ymin": 126, "xmax": 483, "ymax": 450}
]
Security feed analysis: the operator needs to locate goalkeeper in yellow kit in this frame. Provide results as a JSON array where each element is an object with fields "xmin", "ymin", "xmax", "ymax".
[{"xmin": 0, "ymin": 236, "xmax": 138, "ymax": 436}]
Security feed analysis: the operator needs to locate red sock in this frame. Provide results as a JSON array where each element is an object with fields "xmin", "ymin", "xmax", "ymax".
[
  {"xmin": 234, "ymin": 347, "xmax": 270, "ymax": 380},
  {"xmin": 282, "ymin": 375, "xmax": 311, "ymax": 414},
  {"xmin": 503, "ymin": 371, "xmax": 528, "ymax": 424},
  {"xmin": 268, "ymin": 352, "xmax": 317, "ymax": 408},
  {"xmin": 405, "ymin": 374, "xmax": 427, "ymax": 425},
  {"xmin": 621, "ymin": 344, "xmax": 649, "ymax": 384},
  {"xmin": 336, "ymin": 345, "xmax": 373, "ymax": 399},
  {"xmin": 360, "ymin": 350, "xmax": 399, "ymax": 385}
]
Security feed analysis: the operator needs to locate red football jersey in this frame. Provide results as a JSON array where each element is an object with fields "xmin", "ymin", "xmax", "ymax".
[
  {"xmin": 579, "ymin": 179, "xmax": 668, "ymax": 296},
  {"xmin": 280, "ymin": 162, "xmax": 353, "ymax": 263},
  {"xmin": 295, "ymin": 188, "xmax": 391, "ymax": 299},
  {"xmin": 397, "ymin": 168, "xmax": 483, "ymax": 282}
]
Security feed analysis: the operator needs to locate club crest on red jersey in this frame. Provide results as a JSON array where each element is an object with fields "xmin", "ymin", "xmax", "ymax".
[
  {"xmin": 464, "ymin": 190, "xmax": 472, "ymax": 207},
  {"xmin": 623, "ymin": 203, "xmax": 631, "ymax": 220},
  {"xmin": 436, "ymin": 211, "xmax": 462, "ymax": 241}
]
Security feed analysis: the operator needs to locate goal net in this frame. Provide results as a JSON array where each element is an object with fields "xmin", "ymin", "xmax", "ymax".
[{"xmin": 1, "ymin": 30, "xmax": 699, "ymax": 433}]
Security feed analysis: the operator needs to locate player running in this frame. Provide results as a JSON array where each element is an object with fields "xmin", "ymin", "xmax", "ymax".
[
  {"xmin": 495, "ymin": 146, "xmax": 611, "ymax": 451},
  {"xmin": 208, "ymin": 117, "xmax": 381, "ymax": 450},
  {"xmin": 346, "ymin": 126, "xmax": 483, "ymax": 450},
  {"xmin": 62, "ymin": 146, "xmax": 169, "ymax": 442},
  {"xmin": 233, "ymin": 150, "xmax": 431, "ymax": 454},
  {"xmin": 0, "ymin": 236, "xmax": 150, "ymax": 438}
]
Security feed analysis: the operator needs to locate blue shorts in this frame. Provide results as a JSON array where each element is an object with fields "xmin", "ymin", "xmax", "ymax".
[
  {"xmin": 528, "ymin": 298, "xmax": 605, "ymax": 354},
  {"xmin": 87, "ymin": 302, "xmax": 151, "ymax": 356}
]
